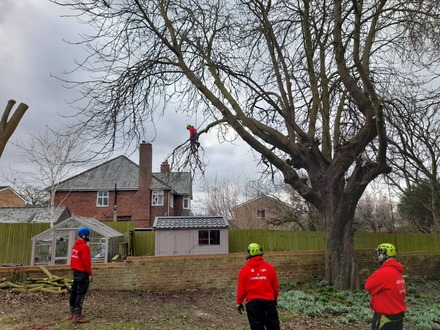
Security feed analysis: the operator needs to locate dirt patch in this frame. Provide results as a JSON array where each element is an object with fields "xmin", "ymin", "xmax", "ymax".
[{"xmin": 0, "ymin": 289, "xmax": 366, "ymax": 330}]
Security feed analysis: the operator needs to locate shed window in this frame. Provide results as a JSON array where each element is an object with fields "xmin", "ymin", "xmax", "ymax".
[
  {"xmin": 152, "ymin": 191, "xmax": 164, "ymax": 206},
  {"xmin": 198, "ymin": 230, "xmax": 220, "ymax": 245},
  {"xmin": 97, "ymin": 191, "xmax": 109, "ymax": 207},
  {"xmin": 257, "ymin": 208, "xmax": 266, "ymax": 218}
]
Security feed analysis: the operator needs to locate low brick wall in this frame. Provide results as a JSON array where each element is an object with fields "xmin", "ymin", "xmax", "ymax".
[{"xmin": 0, "ymin": 251, "xmax": 439, "ymax": 291}]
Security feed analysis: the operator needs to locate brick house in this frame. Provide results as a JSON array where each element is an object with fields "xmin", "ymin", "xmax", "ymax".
[
  {"xmin": 231, "ymin": 195, "xmax": 295, "ymax": 229},
  {"xmin": 0, "ymin": 186, "xmax": 27, "ymax": 207},
  {"xmin": 53, "ymin": 142, "xmax": 192, "ymax": 228}
]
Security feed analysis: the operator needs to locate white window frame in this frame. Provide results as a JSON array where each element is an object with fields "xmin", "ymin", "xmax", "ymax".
[
  {"xmin": 183, "ymin": 196, "xmax": 191, "ymax": 209},
  {"xmin": 169, "ymin": 192, "xmax": 174, "ymax": 208},
  {"xmin": 96, "ymin": 191, "xmax": 109, "ymax": 207},
  {"xmin": 152, "ymin": 190, "xmax": 164, "ymax": 206}
]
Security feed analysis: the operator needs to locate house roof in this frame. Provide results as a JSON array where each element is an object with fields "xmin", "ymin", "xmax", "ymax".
[
  {"xmin": 153, "ymin": 216, "xmax": 229, "ymax": 230},
  {"xmin": 32, "ymin": 215, "xmax": 123, "ymax": 240},
  {"xmin": 232, "ymin": 194, "xmax": 294, "ymax": 210},
  {"xmin": 0, "ymin": 206, "xmax": 70, "ymax": 224},
  {"xmin": 54, "ymin": 156, "xmax": 192, "ymax": 195}
]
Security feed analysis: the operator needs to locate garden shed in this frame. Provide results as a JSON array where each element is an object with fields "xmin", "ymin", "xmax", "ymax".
[
  {"xmin": 31, "ymin": 215, "xmax": 124, "ymax": 266},
  {"xmin": 153, "ymin": 216, "xmax": 229, "ymax": 256}
]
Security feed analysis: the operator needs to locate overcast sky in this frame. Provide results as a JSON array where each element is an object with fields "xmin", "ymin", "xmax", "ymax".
[{"xmin": 0, "ymin": 1, "xmax": 263, "ymax": 207}]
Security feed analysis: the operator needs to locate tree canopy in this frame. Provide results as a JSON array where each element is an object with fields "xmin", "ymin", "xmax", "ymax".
[{"xmin": 52, "ymin": 0, "xmax": 440, "ymax": 289}]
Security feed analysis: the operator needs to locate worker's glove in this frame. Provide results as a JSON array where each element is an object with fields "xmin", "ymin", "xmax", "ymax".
[
  {"xmin": 237, "ymin": 304, "xmax": 244, "ymax": 314},
  {"xmin": 89, "ymin": 276, "xmax": 93, "ymax": 283}
]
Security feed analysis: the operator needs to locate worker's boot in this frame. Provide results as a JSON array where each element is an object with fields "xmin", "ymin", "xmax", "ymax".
[
  {"xmin": 66, "ymin": 307, "xmax": 74, "ymax": 321},
  {"xmin": 72, "ymin": 308, "xmax": 89, "ymax": 324}
]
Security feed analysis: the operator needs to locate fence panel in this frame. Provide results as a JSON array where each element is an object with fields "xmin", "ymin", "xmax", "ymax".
[
  {"xmin": 0, "ymin": 223, "xmax": 50, "ymax": 265},
  {"xmin": 3, "ymin": 222, "xmax": 440, "ymax": 264}
]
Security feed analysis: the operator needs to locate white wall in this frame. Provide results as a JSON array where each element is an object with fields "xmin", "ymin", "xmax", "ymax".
[{"xmin": 155, "ymin": 229, "xmax": 228, "ymax": 256}]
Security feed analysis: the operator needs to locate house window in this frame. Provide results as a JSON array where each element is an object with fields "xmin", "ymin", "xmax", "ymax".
[
  {"xmin": 152, "ymin": 191, "xmax": 164, "ymax": 206},
  {"xmin": 257, "ymin": 208, "xmax": 266, "ymax": 218},
  {"xmin": 198, "ymin": 230, "xmax": 220, "ymax": 245},
  {"xmin": 183, "ymin": 196, "xmax": 191, "ymax": 209},
  {"xmin": 169, "ymin": 193, "xmax": 174, "ymax": 208},
  {"xmin": 96, "ymin": 191, "xmax": 109, "ymax": 207}
]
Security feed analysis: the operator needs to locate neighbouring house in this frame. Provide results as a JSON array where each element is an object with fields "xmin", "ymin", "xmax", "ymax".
[
  {"xmin": 231, "ymin": 195, "xmax": 296, "ymax": 229},
  {"xmin": 152, "ymin": 216, "xmax": 229, "ymax": 256},
  {"xmin": 0, "ymin": 206, "xmax": 70, "ymax": 224},
  {"xmin": 31, "ymin": 215, "xmax": 124, "ymax": 266},
  {"xmin": 0, "ymin": 186, "xmax": 27, "ymax": 207},
  {"xmin": 53, "ymin": 141, "xmax": 193, "ymax": 228}
]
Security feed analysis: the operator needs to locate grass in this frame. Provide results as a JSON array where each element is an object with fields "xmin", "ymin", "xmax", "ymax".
[{"xmin": 278, "ymin": 279, "xmax": 440, "ymax": 329}]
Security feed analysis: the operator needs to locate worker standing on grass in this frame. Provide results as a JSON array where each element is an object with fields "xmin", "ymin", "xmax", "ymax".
[
  {"xmin": 365, "ymin": 243, "xmax": 407, "ymax": 330},
  {"xmin": 69, "ymin": 226, "xmax": 93, "ymax": 324},
  {"xmin": 236, "ymin": 243, "xmax": 280, "ymax": 330}
]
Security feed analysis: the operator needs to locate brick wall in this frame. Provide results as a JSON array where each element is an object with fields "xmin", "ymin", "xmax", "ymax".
[
  {"xmin": 1, "ymin": 251, "xmax": 439, "ymax": 292},
  {"xmin": 0, "ymin": 190, "xmax": 26, "ymax": 207},
  {"xmin": 54, "ymin": 191, "xmax": 138, "ymax": 222}
]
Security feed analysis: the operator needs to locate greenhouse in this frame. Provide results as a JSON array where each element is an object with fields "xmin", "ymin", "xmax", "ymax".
[{"xmin": 31, "ymin": 215, "xmax": 124, "ymax": 266}]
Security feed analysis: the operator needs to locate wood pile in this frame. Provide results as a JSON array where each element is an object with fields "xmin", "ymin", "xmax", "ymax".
[{"xmin": 0, "ymin": 266, "xmax": 72, "ymax": 294}]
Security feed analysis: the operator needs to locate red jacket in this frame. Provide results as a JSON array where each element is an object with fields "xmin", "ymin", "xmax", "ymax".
[
  {"xmin": 365, "ymin": 258, "xmax": 406, "ymax": 315},
  {"xmin": 236, "ymin": 256, "xmax": 279, "ymax": 305},
  {"xmin": 188, "ymin": 125, "xmax": 197, "ymax": 137},
  {"xmin": 71, "ymin": 238, "xmax": 92, "ymax": 276}
]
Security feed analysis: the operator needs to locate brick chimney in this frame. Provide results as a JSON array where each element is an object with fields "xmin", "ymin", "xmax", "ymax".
[
  {"xmin": 160, "ymin": 160, "xmax": 170, "ymax": 173},
  {"xmin": 133, "ymin": 141, "xmax": 152, "ymax": 227}
]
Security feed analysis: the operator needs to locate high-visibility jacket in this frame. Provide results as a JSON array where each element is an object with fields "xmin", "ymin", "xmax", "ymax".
[
  {"xmin": 236, "ymin": 256, "xmax": 279, "ymax": 305},
  {"xmin": 70, "ymin": 238, "xmax": 92, "ymax": 276},
  {"xmin": 365, "ymin": 258, "xmax": 406, "ymax": 315}
]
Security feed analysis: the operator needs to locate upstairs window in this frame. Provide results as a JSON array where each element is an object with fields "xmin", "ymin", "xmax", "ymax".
[
  {"xmin": 97, "ymin": 191, "xmax": 109, "ymax": 207},
  {"xmin": 183, "ymin": 196, "xmax": 191, "ymax": 209},
  {"xmin": 257, "ymin": 208, "xmax": 266, "ymax": 218},
  {"xmin": 152, "ymin": 190, "xmax": 164, "ymax": 206}
]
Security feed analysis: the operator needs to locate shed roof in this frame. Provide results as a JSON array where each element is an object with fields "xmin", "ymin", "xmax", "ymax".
[
  {"xmin": 153, "ymin": 216, "xmax": 229, "ymax": 230},
  {"xmin": 32, "ymin": 215, "xmax": 123, "ymax": 240},
  {"xmin": 0, "ymin": 207, "xmax": 70, "ymax": 224}
]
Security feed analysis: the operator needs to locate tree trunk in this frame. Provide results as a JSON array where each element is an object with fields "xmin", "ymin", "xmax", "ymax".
[{"xmin": 322, "ymin": 185, "xmax": 360, "ymax": 290}]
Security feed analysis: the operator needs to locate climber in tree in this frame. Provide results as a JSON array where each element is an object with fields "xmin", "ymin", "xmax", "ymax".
[{"xmin": 186, "ymin": 124, "xmax": 200, "ymax": 149}]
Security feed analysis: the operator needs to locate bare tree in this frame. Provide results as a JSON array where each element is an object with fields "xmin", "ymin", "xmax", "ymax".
[
  {"xmin": 355, "ymin": 194, "xmax": 400, "ymax": 233},
  {"xmin": 52, "ymin": 0, "xmax": 440, "ymax": 289},
  {"xmin": 201, "ymin": 175, "xmax": 247, "ymax": 223},
  {"xmin": 386, "ymin": 102, "xmax": 440, "ymax": 230},
  {"xmin": 0, "ymin": 99, "xmax": 28, "ymax": 158},
  {"xmin": 14, "ymin": 129, "xmax": 91, "ymax": 225}
]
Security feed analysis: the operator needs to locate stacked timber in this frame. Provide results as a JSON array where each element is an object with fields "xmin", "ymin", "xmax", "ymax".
[{"xmin": 0, "ymin": 266, "xmax": 71, "ymax": 294}]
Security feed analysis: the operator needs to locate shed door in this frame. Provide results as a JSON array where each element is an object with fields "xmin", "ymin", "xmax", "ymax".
[{"xmin": 173, "ymin": 230, "xmax": 192, "ymax": 255}]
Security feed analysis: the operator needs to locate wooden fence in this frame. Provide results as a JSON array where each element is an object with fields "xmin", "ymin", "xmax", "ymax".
[{"xmin": 2, "ymin": 222, "xmax": 440, "ymax": 265}]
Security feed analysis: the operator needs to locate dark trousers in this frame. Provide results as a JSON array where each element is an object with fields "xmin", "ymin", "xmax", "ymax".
[
  {"xmin": 69, "ymin": 270, "xmax": 89, "ymax": 313},
  {"xmin": 246, "ymin": 299, "xmax": 280, "ymax": 330},
  {"xmin": 372, "ymin": 312, "xmax": 404, "ymax": 330}
]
